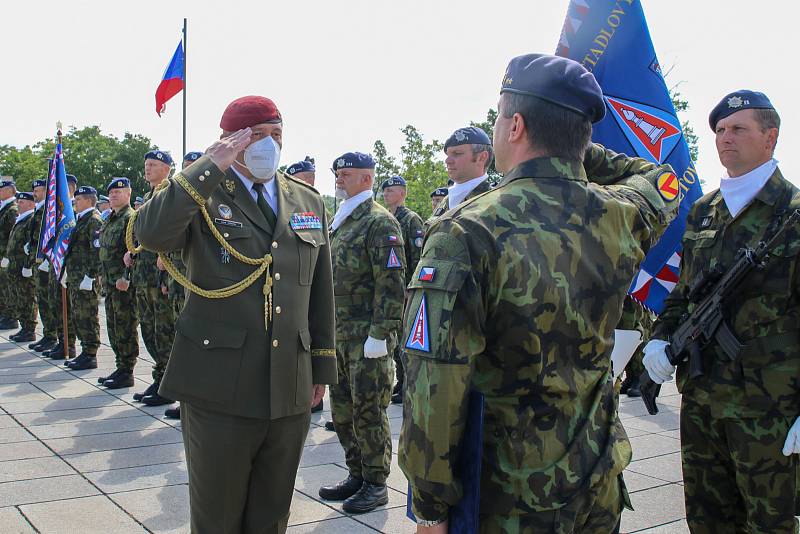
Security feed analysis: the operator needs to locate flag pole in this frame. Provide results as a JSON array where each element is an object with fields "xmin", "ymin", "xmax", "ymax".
[
  {"xmin": 182, "ymin": 18, "xmax": 187, "ymax": 159},
  {"xmin": 56, "ymin": 124, "xmax": 69, "ymax": 355}
]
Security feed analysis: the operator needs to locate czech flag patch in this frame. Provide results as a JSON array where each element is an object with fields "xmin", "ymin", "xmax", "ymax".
[
  {"xmin": 386, "ymin": 247, "xmax": 402, "ymax": 269},
  {"xmin": 405, "ymin": 294, "xmax": 430, "ymax": 352},
  {"xmin": 388, "ymin": 235, "xmax": 399, "ymax": 243},
  {"xmin": 418, "ymin": 267, "xmax": 436, "ymax": 282}
]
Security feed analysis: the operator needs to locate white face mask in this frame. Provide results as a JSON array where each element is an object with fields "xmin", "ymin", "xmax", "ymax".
[{"xmin": 242, "ymin": 136, "xmax": 281, "ymax": 179}]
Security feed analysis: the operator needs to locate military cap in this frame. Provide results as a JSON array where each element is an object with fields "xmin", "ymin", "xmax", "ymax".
[
  {"xmin": 107, "ymin": 177, "xmax": 130, "ymax": 192},
  {"xmin": 220, "ymin": 96, "xmax": 282, "ymax": 131},
  {"xmin": 444, "ymin": 126, "xmax": 492, "ymax": 152},
  {"xmin": 75, "ymin": 185, "xmax": 97, "ymax": 197},
  {"xmin": 134, "ymin": 196, "xmax": 144, "ymax": 204},
  {"xmin": 183, "ymin": 151, "xmax": 203, "ymax": 162},
  {"xmin": 709, "ymin": 90, "xmax": 775, "ymax": 131},
  {"xmin": 99, "ymin": 195, "xmax": 110, "ymax": 202},
  {"xmin": 430, "ymin": 187, "xmax": 448, "ymax": 198},
  {"xmin": 332, "ymin": 152, "xmax": 375, "ymax": 171},
  {"xmin": 500, "ymin": 53, "xmax": 605, "ymax": 124},
  {"xmin": 32, "ymin": 179, "xmax": 46, "ymax": 188},
  {"xmin": 15, "ymin": 192, "xmax": 34, "ymax": 201},
  {"xmin": 66, "ymin": 174, "xmax": 78, "ymax": 184},
  {"xmin": 286, "ymin": 160, "xmax": 316, "ymax": 176},
  {"xmin": 144, "ymin": 150, "xmax": 174, "ymax": 166},
  {"xmin": 381, "ymin": 176, "xmax": 406, "ymax": 190},
  {"xmin": 0, "ymin": 179, "xmax": 15, "ymax": 189}
]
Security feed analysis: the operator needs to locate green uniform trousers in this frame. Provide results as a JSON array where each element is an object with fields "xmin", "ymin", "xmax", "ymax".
[
  {"xmin": 182, "ymin": 403, "xmax": 310, "ymax": 534},
  {"xmin": 36, "ymin": 269, "xmax": 57, "ymax": 338},
  {"xmin": 67, "ymin": 284, "xmax": 100, "ymax": 354},
  {"xmin": 135, "ymin": 287, "xmax": 175, "ymax": 381},
  {"xmin": 330, "ymin": 337, "xmax": 394, "ymax": 484},
  {"xmin": 104, "ymin": 287, "xmax": 139, "ymax": 371},
  {"xmin": 681, "ymin": 398, "xmax": 798, "ymax": 534},
  {"xmin": 0, "ymin": 268, "xmax": 11, "ymax": 319},
  {"xmin": 11, "ymin": 272, "xmax": 37, "ymax": 331}
]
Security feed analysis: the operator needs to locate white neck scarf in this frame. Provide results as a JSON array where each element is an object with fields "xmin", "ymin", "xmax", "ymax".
[
  {"xmin": 331, "ymin": 190, "xmax": 373, "ymax": 231},
  {"xmin": 0, "ymin": 197, "xmax": 14, "ymax": 211},
  {"xmin": 15, "ymin": 209, "xmax": 33, "ymax": 224},
  {"xmin": 77, "ymin": 206, "xmax": 95, "ymax": 219},
  {"xmin": 720, "ymin": 158, "xmax": 778, "ymax": 218},
  {"xmin": 35, "ymin": 200, "xmax": 45, "ymax": 210},
  {"xmin": 448, "ymin": 174, "xmax": 487, "ymax": 208}
]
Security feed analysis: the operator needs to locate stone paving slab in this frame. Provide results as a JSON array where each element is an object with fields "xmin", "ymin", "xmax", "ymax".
[{"xmin": 20, "ymin": 494, "xmax": 148, "ymax": 533}]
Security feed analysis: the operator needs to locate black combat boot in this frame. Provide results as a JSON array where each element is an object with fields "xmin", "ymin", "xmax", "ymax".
[
  {"xmin": 103, "ymin": 370, "xmax": 134, "ymax": 389},
  {"xmin": 133, "ymin": 383, "xmax": 157, "ymax": 402},
  {"xmin": 342, "ymin": 481, "xmax": 389, "ymax": 514},
  {"xmin": 626, "ymin": 376, "xmax": 642, "ymax": 398},
  {"xmin": 142, "ymin": 383, "xmax": 174, "ymax": 406},
  {"xmin": 319, "ymin": 475, "xmax": 364, "ymax": 501},
  {"xmin": 98, "ymin": 368, "xmax": 121, "ymax": 385},
  {"xmin": 30, "ymin": 336, "xmax": 56, "ymax": 351},
  {"xmin": 67, "ymin": 353, "xmax": 97, "ymax": 371},
  {"xmin": 10, "ymin": 329, "xmax": 35, "ymax": 342},
  {"xmin": 164, "ymin": 405, "xmax": 181, "ymax": 420}
]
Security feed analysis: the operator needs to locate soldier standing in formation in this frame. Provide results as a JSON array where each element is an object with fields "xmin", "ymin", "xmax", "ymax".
[
  {"xmin": 29, "ymin": 179, "xmax": 59, "ymax": 352},
  {"xmin": 428, "ymin": 187, "xmax": 447, "ymax": 215},
  {"xmin": 285, "ymin": 158, "xmax": 316, "ymax": 188},
  {"xmin": 644, "ymin": 91, "xmax": 800, "ymax": 533},
  {"xmin": 318, "ymin": 152, "xmax": 406, "ymax": 514},
  {"xmin": 0, "ymin": 180, "xmax": 19, "ymax": 330},
  {"xmin": 4, "ymin": 192, "xmax": 37, "ymax": 341}
]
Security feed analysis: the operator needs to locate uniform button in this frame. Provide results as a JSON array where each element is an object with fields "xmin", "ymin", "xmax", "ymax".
[
  {"xmin": 223, "ymin": 232, "xmax": 229, "ymax": 238},
  {"xmin": 272, "ymin": 241, "xmax": 278, "ymax": 248},
  {"xmin": 204, "ymin": 170, "xmax": 211, "ymax": 176},
  {"xmin": 275, "ymin": 306, "xmax": 282, "ymax": 314},
  {"xmin": 274, "ymin": 273, "xmax": 281, "ymax": 280},
  {"xmin": 203, "ymin": 339, "xmax": 209, "ymax": 345},
  {"xmin": 510, "ymin": 430, "xmax": 518, "ymax": 439},
  {"xmin": 272, "ymin": 340, "xmax": 279, "ymax": 348},
  {"xmin": 199, "ymin": 176, "xmax": 205, "ymax": 182}
]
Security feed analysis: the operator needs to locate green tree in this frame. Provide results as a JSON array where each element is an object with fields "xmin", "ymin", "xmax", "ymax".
[{"xmin": 669, "ymin": 86, "xmax": 699, "ymax": 164}]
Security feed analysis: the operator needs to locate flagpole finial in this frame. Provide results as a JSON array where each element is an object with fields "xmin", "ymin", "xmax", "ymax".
[{"xmin": 56, "ymin": 122, "xmax": 63, "ymax": 144}]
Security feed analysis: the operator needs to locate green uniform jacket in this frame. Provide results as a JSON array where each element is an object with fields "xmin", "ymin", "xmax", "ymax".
[
  {"xmin": 132, "ymin": 190, "xmax": 161, "ymax": 288},
  {"xmin": 330, "ymin": 198, "xmax": 406, "ymax": 342},
  {"xmin": 399, "ymin": 149, "xmax": 678, "ymax": 522},
  {"xmin": 64, "ymin": 211, "xmax": 103, "ymax": 286},
  {"xmin": 134, "ymin": 156, "xmax": 336, "ymax": 420},
  {"xmin": 0, "ymin": 199, "xmax": 19, "ymax": 258},
  {"xmin": 393, "ymin": 205, "xmax": 424, "ymax": 286},
  {"xmin": 653, "ymin": 168, "xmax": 800, "ymax": 419},
  {"xmin": 27, "ymin": 204, "xmax": 44, "ymax": 266},
  {"xmin": 6, "ymin": 211, "xmax": 35, "ymax": 272},
  {"xmin": 424, "ymin": 179, "xmax": 493, "ymax": 233},
  {"xmin": 99, "ymin": 205, "xmax": 135, "ymax": 285}
]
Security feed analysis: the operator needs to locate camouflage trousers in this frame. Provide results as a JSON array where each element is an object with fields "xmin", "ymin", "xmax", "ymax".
[
  {"xmin": 392, "ymin": 336, "xmax": 404, "ymax": 390},
  {"xmin": 48, "ymin": 270, "xmax": 68, "ymax": 337},
  {"xmin": 67, "ymin": 283, "xmax": 100, "ymax": 354},
  {"xmin": 10, "ymin": 271, "xmax": 37, "ymax": 331},
  {"xmin": 681, "ymin": 398, "xmax": 798, "ymax": 534},
  {"xmin": 105, "ymin": 286, "xmax": 139, "ymax": 372},
  {"xmin": 330, "ymin": 337, "xmax": 394, "ymax": 484},
  {"xmin": 478, "ymin": 474, "xmax": 627, "ymax": 533},
  {"xmin": 135, "ymin": 287, "xmax": 176, "ymax": 381},
  {"xmin": 36, "ymin": 269, "xmax": 57, "ymax": 338},
  {"xmin": 624, "ymin": 345, "xmax": 645, "ymax": 380},
  {"xmin": 0, "ymin": 267, "xmax": 11, "ymax": 319}
]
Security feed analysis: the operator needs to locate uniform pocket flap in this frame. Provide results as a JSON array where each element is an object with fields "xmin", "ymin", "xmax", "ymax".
[
  {"xmin": 294, "ymin": 229, "xmax": 325, "ymax": 248},
  {"xmin": 684, "ymin": 229, "xmax": 717, "ymax": 247},
  {"xmin": 298, "ymin": 328, "xmax": 312, "ymax": 351},
  {"xmin": 407, "ymin": 259, "xmax": 468, "ymax": 292},
  {"xmin": 201, "ymin": 221, "xmax": 252, "ymax": 240},
  {"xmin": 176, "ymin": 314, "xmax": 247, "ymax": 350}
]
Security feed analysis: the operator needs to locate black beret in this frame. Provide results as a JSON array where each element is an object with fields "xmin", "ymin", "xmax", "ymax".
[
  {"xmin": 107, "ymin": 178, "xmax": 130, "ymax": 192},
  {"xmin": 99, "ymin": 195, "xmax": 110, "ymax": 202},
  {"xmin": 145, "ymin": 150, "xmax": 174, "ymax": 166},
  {"xmin": 286, "ymin": 160, "xmax": 316, "ymax": 175},
  {"xmin": 183, "ymin": 151, "xmax": 203, "ymax": 162},
  {"xmin": 15, "ymin": 192, "xmax": 34, "ymax": 201},
  {"xmin": 333, "ymin": 152, "xmax": 375, "ymax": 171},
  {"xmin": 75, "ymin": 186, "xmax": 97, "ymax": 197},
  {"xmin": 500, "ymin": 53, "xmax": 605, "ymax": 123},
  {"xmin": 0, "ymin": 180, "xmax": 16, "ymax": 189},
  {"xmin": 709, "ymin": 90, "xmax": 775, "ymax": 131},
  {"xmin": 381, "ymin": 176, "xmax": 406, "ymax": 190},
  {"xmin": 66, "ymin": 174, "xmax": 78, "ymax": 184},
  {"xmin": 32, "ymin": 179, "xmax": 46, "ymax": 188},
  {"xmin": 444, "ymin": 127, "xmax": 492, "ymax": 152},
  {"xmin": 430, "ymin": 187, "xmax": 448, "ymax": 198}
]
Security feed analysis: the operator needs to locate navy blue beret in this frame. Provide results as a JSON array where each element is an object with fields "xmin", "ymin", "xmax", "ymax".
[
  {"xmin": 709, "ymin": 90, "xmax": 775, "ymax": 131},
  {"xmin": 286, "ymin": 160, "xmax": 316, "ymax": 175},
  {"xmin": 501, "ymin": 53, "xmax": 605, "ymax": 124},
  {"xmin": 134, "ymin": 196, "xmax": 144, "ymax": 204},
  {"xmin": 430, "ymin": 187, "xmax": 448, "ymax": 198},
  {"xmin": 75, "ymin": 186, "xmax": 97, "ymax": 197},
  {"xmin": 0, "ymin": 180, "xmax": 15, "ymax": 189},
  {"xmin": 333, "ymin": 152, "xmax": 375, "ymax": 171},
  {"xmin": 107, "ymin": 178, "xmax": 130, "ymax": 192},
  {"xmin": 183, "ymin": 151, "xmax": 203, "ymax": 162},
  {"xmin": 444, "ymin": 127, "xmax": 492, "ymax": 152},
  {"xmin": 145, "ymin": 150, "xmax": 174, "ymax": 166},
  {"xmin": 66, "ymin": 174, "xmax": 78, "ymax": 184},
  {"xmin": 99, "ymin": 195, "xmax": 109, "ymax": 202},
  {"xmin": 15, "ymin": 192, "xmax": 33, "ymax": 201},
  {"xmin": 32, "ymin": 179, "xmax": 46, "ymax": 188},
  {"xmin": 381, "ymin": 176, "xmax": 406, "ymax": 190}
]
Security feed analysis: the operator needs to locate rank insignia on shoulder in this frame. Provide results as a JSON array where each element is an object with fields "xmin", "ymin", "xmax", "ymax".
[
  {"xmin": 418, "ymin": 267, "xmax": 436, "ymax": 281},
  {"xmin": 224, "ymin": 179, "xmax": 236, "ymax": 193},
  {"xmin": 386, "ymin": 247, "xmax": 402, "ymax": 269},
  {"xmin": 218, "ymin": 204, "xmax": 233, "ymax": 220},
  {"xmin": 290, "ymin": 212, "xmax": 322, "ymax": 230},
  {"xmin": 405, "ymin": 294, "xmax": 430, "ymax": 352},
  {"xmin": 700, "ymin": 216, "xmax": 713, "ymax": 228}
]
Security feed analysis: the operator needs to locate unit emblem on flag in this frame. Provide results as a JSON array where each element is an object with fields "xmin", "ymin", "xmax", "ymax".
[
  {"xmin": 405, "ymin": 295, "xmax": 430, "ymax": 352},
  {"xmin": 605, "ymin": 96, "xmax": 681, "ymax": 163},
  {"xmin": 656, "ymin": 172, "xmax": 679, "ymax": 202},
  {"xmin": 386, "ymin": 248, "xmax": 402, "ymax": 269},
  {"xmin": 418, "ymin": 267, "xmax": 436, "ymax": 282}
]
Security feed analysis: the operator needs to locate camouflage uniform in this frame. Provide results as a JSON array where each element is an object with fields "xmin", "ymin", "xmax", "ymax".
[
  {"xmin": 399, "ymin": 145, "xmax": 678, "ymax": 530},
  {"xmin": 5, "ymin": 211, "xmax": 37, "ymax": 331},
  {"xmin": 0, "ymin": 198, "xmax": 19, "ymax": 320},
  {"xmin": 48, "ymin": 266, "xmax": 70, "ymax": 344},
  {"xmin": 424, "ymin": 179, "xmax": 493, "ymax": 233},
  {"xmin": 616, "ymin": 296, "xmax": 654, "ymax": 385},
  {"xmin": 29, "ymin": 204, "xmax": 58, "ymax": 340},
  {"xmin": 652, "ymin": 168, "xmax": 800, "ymax": 533},
  {"xmin": 166, "ymin": 251, "xmax": 186, "ymax": 317},
  {"xmin": 330, "ymin": 197, "xmax": 406, "ymax": 484},
  {"xmin": 131, "ymin": 190, "xmax": 176, "ymax": 382},
  {"xmin": 63, "ymin": 210, "xmax": 103, "ymax": 355},
  {"xmin": 99, "ymin": 205, "xmax": 139, "ymax": 371}
]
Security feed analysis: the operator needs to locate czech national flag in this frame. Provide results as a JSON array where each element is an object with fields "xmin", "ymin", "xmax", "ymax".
[{"xmin": 155, "ymin": 41, "xmax": 184, "ymax": 116}]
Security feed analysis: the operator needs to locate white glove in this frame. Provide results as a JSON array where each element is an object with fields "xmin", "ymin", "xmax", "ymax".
[
  {"xmin": 23, "ymin": 243, "xmax": 29, "ymax": 255},
  {"xmin": 783, "ymin": 417, "xmax": 800, "ymax": 456},
  {"xmin": 21, "ymin": 267, "xmax": 33, "ymax": 278},
  {"xmin": 79, "ymin": 275, "xmax": 94, "ymax": 291},
  {"xmin": 642, "ymin": 339, "xmax": 676, "ymax": 384},
  {"xmin": 37, "ymin": 259, "xmax": 50, "ymax": 272},
  {"xmin": 364, "ymin": 336, "xmax": 388, "ymax": 359},
  {"xmin": 0, "ymin": 258, "xmax": 8, "ymax": 269}
]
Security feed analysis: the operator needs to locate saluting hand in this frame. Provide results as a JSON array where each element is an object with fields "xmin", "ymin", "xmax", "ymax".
[{"xmin": 206, "ymin": 128, "xmax": 253, "ymax": 171}]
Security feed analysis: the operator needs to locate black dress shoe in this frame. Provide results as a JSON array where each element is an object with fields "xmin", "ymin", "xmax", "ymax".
[
  {"xmin": 311, "ymin": 398, "xmax": 324, "ymax": 413},
  {"xmin": 626, "ymin": 377, "xmax": 642, "ymax": 398},
  {"xmin": 142, "ymin": 391, "xmax": 174, "ymax": 406},
  {"xmin": 164, "ymin": 406, "xmax": 181, "ymax": 419},
  {"xmin": 324, "ymin": 421, "xmax": 335, "ymax": 432},
  {"xmin": 67, "ymin": 354, "xmax": 97, "ymax": 371},
  {"xmin": 32, "ymin": 337, "xmax": 57, "ymax": 352},
  {"xmin": 98, "ymin": 368, "xmax": 121, "ymax": 384},
  {"xmin": 342, "ymin": 482, "xmax": 388, "ymax": 514},
  {"xmin": 319, "ymin": 475, "xmax": 364, "ymax": 501},
  {"xmin": 103, "ymin": 370, "xmax": 134, "ymax": 389},
  {"xmin": 133, "ymin": 382, "xmax": 157, "ymax": 402}
]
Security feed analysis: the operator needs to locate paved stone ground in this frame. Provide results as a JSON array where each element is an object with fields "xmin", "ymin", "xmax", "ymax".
[{"xmin": 0, "ymin": 303, "xmax": 690, "ymax": 533}]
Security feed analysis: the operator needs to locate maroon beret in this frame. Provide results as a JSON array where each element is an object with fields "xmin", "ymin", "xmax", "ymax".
[{"xmin": 219, "ymin": 96, "xmax": 282, "ymax": 131}]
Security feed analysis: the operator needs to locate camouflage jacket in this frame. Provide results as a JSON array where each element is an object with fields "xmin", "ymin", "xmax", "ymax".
[
  {"xmin": 27, "ymin": 204, "xmax": 45, "ymax": 265},
  {"xmin": 393, "ymin": 205, "xmax": 424, "ymax": 286},
  {"xmin": 5, "ymin": 211, "xmax": 35, "ymax": 273},
  {"xmin": 131, "ymin": 189, "xmax": 160, "ymax": 288},
  {"xmin": 399, "ymin": 151, "xmax": 678, "ymax": 522},
  {"xmin": 653, "ymin": 168, "xmax": 800, "ymax": 419},
  {"xmin": 0, "ymin": 199, "xmax": 19, "ymax": 258},
  {"xmin": 99, "ymin": 205, "xmax": 135, "ymax": 285},
  {"xmin": 63, "ymin": 210, "xmax": 102, "ymax": 285},
  {"xmin": 330, "ymin": 197, "xmax": 406, "ymax": 341},
  {"xmin": 424, "ymin": 179, "xmax": 493, "ymax": 232},
  {"xmin": 166, "ymin": 250, "xmax": 186, "ymax": 304}
]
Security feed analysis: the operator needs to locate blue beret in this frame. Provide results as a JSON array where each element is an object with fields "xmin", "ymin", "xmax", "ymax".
[
  {"xmin": 381, "ymin": 176, "xmax": 406, "ymax": 190},
  {"xmin": 75, "ymin": 186, "xmax": 97, "ymax": 197},
  {"xmin": 501, "ymin": 53, "xmax": 605, "ymax": 124},
  {"xmin": 286, "ymin": 160, "xmax": 316, "ymax": 176},
  {"xmin": 66, "ymin": 174, "xmax": 78, "ymax": 184},
  {"xmin": 430, "ymin": 187, "xmax": 448, "ymax": 198},
  {"xmin": 709, "ymin": 90, "xmax": 775, "ymax": 131},
  {"xmin": 32, "ymin": 179, "xmax": 46, "ymax": 188},
  {"xmin": 0, "ymin": 180, "xmax": 15, "ymax": 189},
  {"xmin": 332, "ymin": 152, "xmax": 375, "ymax": 171},
  {"xmin": 107, "ymin": 178, "xmax": 130, "ymax": 192},
  {"xmin": 99, "ymin": 195, "xmax": 109, "ymax": 202},
  {"xmin": 183, "ymin": 151, "xmax": 203, "ymax": 162},
  {"xmin": 144, "ymin": 150, "xmax": 174, "ymax": 166},
  {"xmin": 134, "ymin": 196, "xmax": 144, "ymax": 204},
  {"xmin": 444, "ymin": 127, "xmax": 492, "ymax": 152},
  {"xmin": 15, "ymin": 192, "xmax": 33, "ymax": 201}
]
